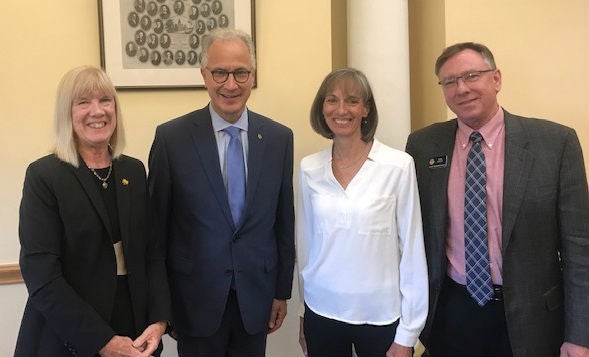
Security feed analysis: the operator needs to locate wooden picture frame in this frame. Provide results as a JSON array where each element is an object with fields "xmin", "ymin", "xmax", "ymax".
[{"xmin": 98, "ymin": 0, "xmax": 255, "ymax": 88}]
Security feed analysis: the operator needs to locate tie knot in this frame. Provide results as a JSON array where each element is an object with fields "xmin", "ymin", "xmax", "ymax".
[
  {"xmin": 470, "ymin": 131, "xmax": 483, "ymax": 144},
  {"xmin": 223, "ymin": 126, "xmax": 240, "ymax": 138}
]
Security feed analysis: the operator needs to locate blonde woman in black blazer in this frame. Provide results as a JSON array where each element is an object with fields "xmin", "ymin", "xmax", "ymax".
[{"xmin": 15, "ymin": 66, "xmax": 172, "ymax": 357}]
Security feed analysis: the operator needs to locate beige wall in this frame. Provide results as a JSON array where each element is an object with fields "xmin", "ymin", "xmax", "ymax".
[
  {"xmin": 409, "ymin": 0, "xmax": 589, "ymax": 175},
  {"xmin": 0, "ymin": 1, "xmax": 331, "ymax": 355},
  {"xmin": 0, "ymin": 0, "xmax": 332, "ymax": 264},
  {"xmin": 331, "ymin": 0, "xmax": 348, "ymax": 70},
  {"xmin": 2, "ymin": 0, "xmax": 588, "ymax": 355},
  {"xmin": 408, "ymin": 0, "xmax": 447, "ymax": 130}
]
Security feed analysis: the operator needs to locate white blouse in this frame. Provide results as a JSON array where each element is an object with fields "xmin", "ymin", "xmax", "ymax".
[{"xmin": 296, "ymin": 139, "xmax": 428, "ymax": 347}]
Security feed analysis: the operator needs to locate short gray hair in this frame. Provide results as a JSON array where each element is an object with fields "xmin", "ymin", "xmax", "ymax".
[{"xmin": 200, "ymin": 29, "xmax": 256, "ymax": 69}]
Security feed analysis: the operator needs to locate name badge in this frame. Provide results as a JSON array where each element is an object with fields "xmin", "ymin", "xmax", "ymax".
[{"xmin": 428, "ymin": 155, "xmax": 447, "ymax": 169}]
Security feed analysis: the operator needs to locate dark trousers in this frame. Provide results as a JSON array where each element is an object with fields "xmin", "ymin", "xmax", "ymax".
[
  {"xmin": 111, "ymin": 276, "xmax": 137, "ymax": 338},
  {"xmin": 304, "ymin": 304, "xmax": 400, "ymax": 357},
  {"xmin": 177, "ymin": 290, "xmax": 267, "ymax": 357},
  {"xmin": 428, "ymin": 277, "xmax": 513, "ymax": 357}
]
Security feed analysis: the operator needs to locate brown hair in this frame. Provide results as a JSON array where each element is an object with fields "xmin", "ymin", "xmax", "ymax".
[
  {"xmin": 309, "ymin": 68, "xmax": 378, "ymax": 142},
  {"xmin": 435, "ymin": 42, "xmax": 497, "ymax": 75}
]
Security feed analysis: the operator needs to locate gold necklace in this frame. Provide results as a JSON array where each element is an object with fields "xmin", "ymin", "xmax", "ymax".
[
  {"xmin": 90, "ymin": 163, "xmax": 112, "ymax": 189},
  {"xmin": 332, "ymin": 142, "xmax": 372, "ymax": 170}
]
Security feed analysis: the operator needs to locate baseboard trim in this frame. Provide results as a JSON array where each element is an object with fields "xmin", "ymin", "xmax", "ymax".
[{"xmin": 0, "ymin": 263, "xmax": 23, "ymax": 285}]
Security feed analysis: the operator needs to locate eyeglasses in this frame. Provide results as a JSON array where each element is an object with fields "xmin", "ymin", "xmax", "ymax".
[
  {"xmin": 438, "ymin": 69, "xmax": 495, "ymax": 88},
  {"xmin": 206, "ymin": 68, "xmax": 252, "ymax": 84}
]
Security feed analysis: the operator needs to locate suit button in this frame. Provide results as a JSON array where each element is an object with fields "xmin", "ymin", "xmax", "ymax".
[
  {"xmin": 63, "ymin": 342, "xmax": 76, "ymax": 355},
  {"xmin": 224, "ymin": 269, "xmax": 233, "ymax": 276}
]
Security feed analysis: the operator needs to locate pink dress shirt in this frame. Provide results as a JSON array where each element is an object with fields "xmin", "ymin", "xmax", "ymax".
[{"xmin": 447, "ymin": 107, "xmax": 505, "ymax": 285}]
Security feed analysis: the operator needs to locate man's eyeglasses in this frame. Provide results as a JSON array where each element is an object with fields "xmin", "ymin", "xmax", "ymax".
[
  {"xmin": 438, "ymin": 69, "xmax": 495, "ymax": 88},
  {"xmin": 207, "ymin": 68, "xmax": 252, "ymax": 84}
]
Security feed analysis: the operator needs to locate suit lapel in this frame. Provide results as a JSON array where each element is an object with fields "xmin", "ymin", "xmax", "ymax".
[
  {"xmin": 430, "ymin": 121, "xmax": 458, "ymax": 262},
  {"xmin": 113, "ymin": 158, "xmax": 131, "ymax": 249},
  {"xmin": 432, "ymin": 121, "xmax": 457, "ymax": 211},
  {"xmin": 72, "ymin": 160, "xmax": 113, "ymax": 240},
  {"xmin": 191, "ymin": 113, "xmax": 235, "ymax": 226},
  {"xmin": 241, "ymin": 112, "xmax": 266, "ymax": 227},
  {"xmin": 501, "ymin": 112, "xmax": 533, "ymax": 250}
]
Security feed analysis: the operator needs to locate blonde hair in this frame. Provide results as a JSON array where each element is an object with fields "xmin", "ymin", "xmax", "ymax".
[{"xmin": 53, "ymin": 65, "xmax": 125, "ymax": 167}]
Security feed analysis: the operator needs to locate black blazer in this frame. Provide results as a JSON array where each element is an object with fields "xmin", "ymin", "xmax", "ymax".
[
  {"xmin": 148, "ymin": 106, "xmax": 295, "ymax": 336},
  {"xmin": 15, "ymin": 154, "xmax": 172, "ymax": 356},
  {"xmin": 406, "ymin": 111, "xmax": 589, "ymax": 356}
]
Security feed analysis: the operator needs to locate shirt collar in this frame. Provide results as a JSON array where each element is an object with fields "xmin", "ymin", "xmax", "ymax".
[
  {"xmin": 457, "ymin": 106, "xmax": 504, "ymax": 150},
  {"xmin": 209, "ymin": 103, "xmax": 249, "ymax": 132},
  {"xmin": 366, "ymin": 139, "xmax": 379, "ymax": 162}
]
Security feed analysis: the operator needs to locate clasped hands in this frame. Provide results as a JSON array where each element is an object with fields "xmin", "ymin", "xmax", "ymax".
[{"xmin": 99, "ymin": 321, "xmax": 167, "ymax": 357}]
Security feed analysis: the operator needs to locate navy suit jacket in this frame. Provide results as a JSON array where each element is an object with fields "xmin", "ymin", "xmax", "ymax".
[
  {"xmin": 148, "ymin": 105, "xmax": 295, "ymax": 336},
  {"xmin": 15, "ymin": 155, "xmax": 172, "ymax": 356},
  {"xmin": 406, "ymin": 110, "xmax": 589, "ymax": 356}
]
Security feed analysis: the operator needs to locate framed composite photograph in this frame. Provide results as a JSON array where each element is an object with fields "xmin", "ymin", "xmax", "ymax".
[{"xmin": 98, "ymin": 0, "xmax": 255, "ymax": 88}]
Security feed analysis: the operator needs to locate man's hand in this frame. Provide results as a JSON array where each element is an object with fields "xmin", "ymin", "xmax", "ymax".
[
  {"xmin": 132, "ymin": 321, "xmax": 166, "ymax": 356},
  {"xmin": 560, "ymin": 342, "xmax": 589, "ymax": 357},
  {"xmin": 99, "ymin": 335, "xmax": 145, "ymax": 357},
  {"xmin": 268, "ymin": 299, "xmax": 287, "ymax": 333}
]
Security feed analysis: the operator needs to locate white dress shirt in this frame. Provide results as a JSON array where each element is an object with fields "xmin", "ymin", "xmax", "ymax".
[{"xmin": 296, "ymin": 139, "xmax": 428, "ymax": 347}]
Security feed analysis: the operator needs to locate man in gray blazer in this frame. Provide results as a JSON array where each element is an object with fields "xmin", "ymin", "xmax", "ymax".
[
  {"xmin": 148, "ymin": 29, "xmax": 295, "ymax": 356},
  {"xmin": 406, "ymin": 42, "xmax": 589, "ymax": 357}
]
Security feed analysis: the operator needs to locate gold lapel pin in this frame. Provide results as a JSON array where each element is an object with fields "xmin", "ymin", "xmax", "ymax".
[{"xmin": 122, "ymin": 178, "xmax": 129, "ymax": 185}]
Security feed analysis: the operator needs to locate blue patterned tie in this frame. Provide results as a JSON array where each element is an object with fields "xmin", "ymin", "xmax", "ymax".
[
  {"xmin": 464, "ymin": 131, "xmax": 494, "ymax": 306},
  {"xmin": 223, "ymin": 126, "xmax": 246, "ymax": 224}
]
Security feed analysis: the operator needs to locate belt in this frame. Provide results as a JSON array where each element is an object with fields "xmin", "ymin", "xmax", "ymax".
[{"xmin": 446, "ymin": 276, "xmax": 504, "ymax": 302}]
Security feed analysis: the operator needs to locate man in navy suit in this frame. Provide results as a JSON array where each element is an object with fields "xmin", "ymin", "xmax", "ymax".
[
  {"xmin": 406, "ymin": 42, "xmax": 589, "ymax": 357},
  {"xmin": 148, "ymin": 29, "xmax": 295, "ymax": 356}
]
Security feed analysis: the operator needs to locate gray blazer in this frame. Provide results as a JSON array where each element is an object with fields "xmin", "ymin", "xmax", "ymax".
[{"xmin": 406, "ymin": 110, "xmax": 589, "ymax": 356}]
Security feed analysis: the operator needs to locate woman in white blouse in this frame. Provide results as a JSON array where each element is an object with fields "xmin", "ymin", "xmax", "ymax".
[{"xmin": 297, "ymin": 68, "xmax": 428, "ymax": 357}]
